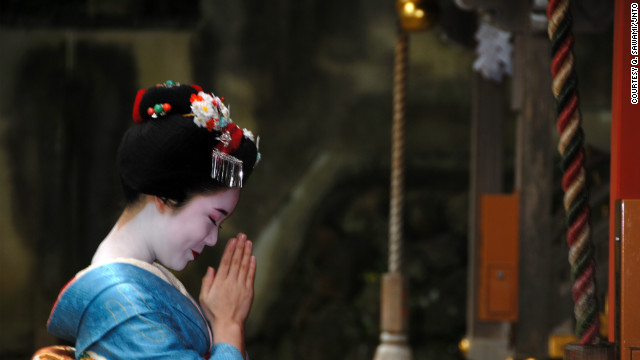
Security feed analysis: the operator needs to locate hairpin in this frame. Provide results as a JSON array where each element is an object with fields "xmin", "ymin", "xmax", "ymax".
[
  {"xmin": 211, "ymin": 149, "xmax": 244, "ymax": 188},
  {"xmin": 186, "ymin": 91, "xmax": 260, "ymax": 188},
  {"xmin": 147, "ymin": 103, "xmax": 171, "ymax": 118},
  {"xmin": 157, "ymin": 80, "xmax": 180, "ymax": 87}
]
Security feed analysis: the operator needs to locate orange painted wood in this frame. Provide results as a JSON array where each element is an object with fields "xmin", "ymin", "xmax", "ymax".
[
  {"xmin": 478, "ymin": 193, "xmax": 519, "ymax": 321},
  {"xmin": 609, "ymin": 0, "xmax": 640, "ymax": 342},
  {"xmin": 615, "ymin": 200, "xmax": 640, "ymax": 360}
]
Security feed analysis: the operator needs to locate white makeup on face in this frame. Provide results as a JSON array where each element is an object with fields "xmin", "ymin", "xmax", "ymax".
[{"xmin": 154, "ymin": 188, "xmax": 240, "ymax": 271}]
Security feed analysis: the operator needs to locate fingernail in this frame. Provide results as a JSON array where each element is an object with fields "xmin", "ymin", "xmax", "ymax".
[
  {"xmin": 246, "ymin": 241, "xmax": 252, "ymax": 248},
  {"xmin": 238, "ymin": 233, "xmax": 246, "ymax": 241}
]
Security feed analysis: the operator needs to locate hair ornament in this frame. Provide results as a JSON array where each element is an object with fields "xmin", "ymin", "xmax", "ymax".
[
  {"xmin": 211, "ymin": 127, "xmax": 243, "ymax": 187},
  {"xmin": 242, "ymin": 128, "xmax": 255, "ymax": 142},
  {"xmin": 158, "ymin": 80, "xmax": 180, "ymax": 87},
  {"xmin": 132, "ymin": 81, "xmax": 200, "ymax": 124},
  {"xmin": 216, "ymin": 131, "xmax": 232, "ymax": 149},
  {"xmin": 127, "ymin": 81, "xmax": 260, "ymax": 192},
  {"xmin": 219, "ymin": 115, "xmax": 230, "ymax": 129},
  {"xmin": 186, "ymin": 90, "xmax": 254, "ymax": 187},
  {"xmin": 211, "ymin": 149, "xmax": 244, "ymax": 188},
  {"xmin": 189, "ymin": 91, "xmax": 229, "ymax": 132},
  {"xmin": 147, "ymin": 103, "xmax": 171, "ymax": 118},
  {"xmin": 255, "ymin": 137, "xmax": 261, "ymax": 165},
  {"xmin": 242, "ymin": 128, "xmax": 261, "ymax": 165},
  {"xmin": 132, "ymin": 89, "xmax": 147, "ymax": 124}
]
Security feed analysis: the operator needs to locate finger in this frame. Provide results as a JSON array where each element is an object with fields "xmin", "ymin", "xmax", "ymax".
[
  {"xmin": 238, "ymin": 240, "xmax": 253, "ymax": 281},
  {"xmin": 246, "ymin": 256, "xmax": 257, "ymax": 289},
  {"xmin": 228, "ymin": 234, "xmax": 247, "ymax": 280},
  {"xmin": 218, "ymin": 237, "xmax": 237, "ymax": 278},
  {"xmin": 199, "ymin": 266, "xmax": 215, "ymax": 301}
]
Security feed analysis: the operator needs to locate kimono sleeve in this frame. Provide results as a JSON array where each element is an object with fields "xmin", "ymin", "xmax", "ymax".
[
  {"xmin": 76, "ymin": 282, "xmax": 244, "ymax": 360},
  {"xmin": 82, "ymin": 314, "xmax": 245, "ymax": 360}
]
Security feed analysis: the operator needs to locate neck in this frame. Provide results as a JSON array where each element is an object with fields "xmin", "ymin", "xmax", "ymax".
[{"xmin": 92, "ymin": 198, "xmax": 158, "ymax": 265}]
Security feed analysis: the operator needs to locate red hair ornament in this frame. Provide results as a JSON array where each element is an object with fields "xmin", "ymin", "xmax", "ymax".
[
  {"xmin": 132, "ymin": 89, "xmax": 147, "ymax": 124},
  {"xmin": 187, "ymin": 90, "xmax": 254, "ymax": 188},
  {"xmin": 131, "ymin": 81, "xmax": 258, "ymax": 188}
]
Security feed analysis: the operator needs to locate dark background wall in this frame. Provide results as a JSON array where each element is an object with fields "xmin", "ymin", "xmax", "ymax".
[{"xmin": 0, "ymin": 0, "xmax": 612, "ymax": 359}]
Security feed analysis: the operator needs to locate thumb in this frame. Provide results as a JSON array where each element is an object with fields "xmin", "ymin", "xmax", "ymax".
[{"xmin": 200, "ymin": 266, "xmax": 215, "ymax": 297}]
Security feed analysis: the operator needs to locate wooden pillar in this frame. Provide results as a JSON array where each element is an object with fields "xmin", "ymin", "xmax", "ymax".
[
  {"xmin": 609, "ymin": 0, "xmax": 640, "ymax": 344},
  {"xmin": 614, "ymin": 200, "xmax": 640, "ymax": 360},
  {"xmin": 512, "ymin": 30, "xmax": 554, "ymax": 359},
  {"xmin": 466, "ymin": 71, "xmax": 510, "ymax": 359}
]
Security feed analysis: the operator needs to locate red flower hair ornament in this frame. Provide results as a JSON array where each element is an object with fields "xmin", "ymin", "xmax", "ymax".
[{"xmin": 131, "ymin": 81, "xmax": 261, "ymax": 188}]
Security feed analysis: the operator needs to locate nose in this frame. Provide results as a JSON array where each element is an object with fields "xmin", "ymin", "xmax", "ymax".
[{"xmin": 204, "ymin": 229, "xmax": 218, "ymax": 247}]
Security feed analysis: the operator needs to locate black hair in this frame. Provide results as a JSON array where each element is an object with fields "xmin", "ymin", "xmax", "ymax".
[{"xmin": 117, "ymin": 83, "xmax": 258, "ymax": 207}]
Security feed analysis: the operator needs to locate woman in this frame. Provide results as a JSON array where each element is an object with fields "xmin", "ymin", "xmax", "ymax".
[{"xmin": 35, "ymin": 81, "xmax": 260, "ymax": 360}]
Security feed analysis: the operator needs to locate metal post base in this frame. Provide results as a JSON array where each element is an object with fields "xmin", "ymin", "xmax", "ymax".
[{"xmin": 373, "ymin": 332, "xmax": 412, "ymax": 360}]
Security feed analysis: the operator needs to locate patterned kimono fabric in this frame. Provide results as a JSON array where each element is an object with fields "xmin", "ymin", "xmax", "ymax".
[{"xmin": 38, "ymin": 260, "xmax": 243, "ymax": 360}]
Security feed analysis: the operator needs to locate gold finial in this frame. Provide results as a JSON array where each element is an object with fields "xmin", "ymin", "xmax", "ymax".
[{"xmin": 396, "ymin": 0, "xmax": 439, "ymax": 32}]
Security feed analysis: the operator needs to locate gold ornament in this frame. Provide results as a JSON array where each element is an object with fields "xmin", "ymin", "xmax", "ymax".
[{"xmin": 396, "ymin": 0, "xmax": 439, "ymax": 32}]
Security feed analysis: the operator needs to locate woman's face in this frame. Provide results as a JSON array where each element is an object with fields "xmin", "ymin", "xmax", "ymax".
[{"xmin": 155, "ymin": 188, "xmax": 240, "ymax": 271}]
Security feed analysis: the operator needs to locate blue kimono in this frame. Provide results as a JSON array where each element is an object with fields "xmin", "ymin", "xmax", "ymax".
[{"xmin": 47, "ymin": 260, "xmax": 244, "ymax": 360}]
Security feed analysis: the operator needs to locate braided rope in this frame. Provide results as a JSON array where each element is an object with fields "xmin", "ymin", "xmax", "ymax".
[
  {"xmin": 547, "ymin": 0, "xmax": 599, "ymax": 345},
  {"xmin": 389, "ymin": 30, "xmax": 408, "ymax": 274}
]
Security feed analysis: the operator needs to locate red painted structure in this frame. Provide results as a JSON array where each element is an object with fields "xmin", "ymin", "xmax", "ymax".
[{"xmin": 609, "ymin": 0, "xmax": 640, "ymax": 344}]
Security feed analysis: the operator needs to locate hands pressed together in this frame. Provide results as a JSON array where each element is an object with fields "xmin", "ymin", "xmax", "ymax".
[{"xmin": 199, "ymin": 233, "xmax": 256, "ymax": 357}]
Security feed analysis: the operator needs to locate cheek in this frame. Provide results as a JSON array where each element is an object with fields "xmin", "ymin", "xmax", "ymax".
[
  {"xmin": 170, "ymin": 220, "xmax": 211, "ymax": 244},
  {"xmin": 162, "ymin": 223, "xmax": 197, "ymax": 249}
]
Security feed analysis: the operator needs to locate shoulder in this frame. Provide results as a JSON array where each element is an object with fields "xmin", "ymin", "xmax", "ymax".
[
  {"xmin": 76, "ymin": 274, "xmax": 208, "ymax": 354},
  {"xmin": 77, "ymin": 262, "xmax": 187, "ymax": 330},
  {"xmin": 77, "ymin": 281, "xmax": 215, "ymax": 357},
  {"xmin": 89, "ymin": 280, "xmax": 166, "ymax": 319},
  {"xmin": 78, "ymin": 282, "xmax": 169, "ymax": 347},
  {"xmin": 48, "ymin": 262, "xmax": 176, "ymax": 341},
  {"xmin": 49, "ymin": 261, "xmax": 212, "ymax": 356}
]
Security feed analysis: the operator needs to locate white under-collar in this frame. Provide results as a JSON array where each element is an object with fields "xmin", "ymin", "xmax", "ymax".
[{"xmin": 76, "ymin": 257, "xmax": 190, "ymax": 298}]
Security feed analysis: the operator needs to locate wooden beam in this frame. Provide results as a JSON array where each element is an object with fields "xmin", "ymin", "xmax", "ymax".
[
  {"xmin": 512, "ymin": 31, "xmax": 555, "ymax": 359},
  {"xmin": 609, "ymin": 0, "xmax": 640, "ymax": 344},
  {"xmin": 453, "ymin": 0, "xmax": 611, "ymax": 32},
  {"xmin": 466, "ymin": 71, "xmax": 510, "ymax": 359}
]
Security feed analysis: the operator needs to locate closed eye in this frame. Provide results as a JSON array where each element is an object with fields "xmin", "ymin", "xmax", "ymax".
[{"xmin": 209, "ymin": 216, "xmax": 224, "ymax": 230}]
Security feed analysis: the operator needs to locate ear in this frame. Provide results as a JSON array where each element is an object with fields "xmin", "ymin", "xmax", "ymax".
[{"xmin": 154, "ymin": 196, "xmax": 168, "ymax": 214}]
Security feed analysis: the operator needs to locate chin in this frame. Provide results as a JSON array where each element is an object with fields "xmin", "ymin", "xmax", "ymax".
[
  {"xmin": 161, "ymin": 260, "xmax": 188, "ymax": 272},
  {"xmin": 172, "ymin": 263, "xmax": 188, "ymax": 271}
]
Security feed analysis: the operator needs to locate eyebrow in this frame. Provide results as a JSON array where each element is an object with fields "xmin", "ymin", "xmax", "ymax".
[{"xmin": 215, "ymin": 208, "xmax": 229, "ymax": 216}]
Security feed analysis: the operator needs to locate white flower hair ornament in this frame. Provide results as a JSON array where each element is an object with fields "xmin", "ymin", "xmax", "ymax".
[
  {"xmin": 187, "ymin": 91, "xmax": 261, "ymax": 187},
  {"xmin": 190, "ymin": 92, "xmax": 219, "ymax": 128}
]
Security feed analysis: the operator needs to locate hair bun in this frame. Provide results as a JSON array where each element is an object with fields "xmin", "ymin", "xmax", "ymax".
[
  {"xmin": 119, "ymin": 81, "xmax": 260, "ymax": 204},
  {"xmin": 132, "ymin": 82, "xmax": 202, "ymax": 123}
]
